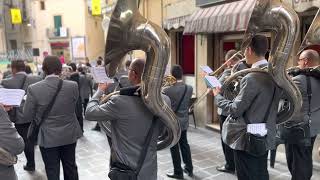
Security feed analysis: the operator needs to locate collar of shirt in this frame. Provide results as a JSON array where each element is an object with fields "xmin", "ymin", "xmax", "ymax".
[
  {"xmin": 45, "ymin": 74, "xmax": 60, "ymax": 80},
  {"xmin": 16, "ymin": 71, "xmax": 27, "ymax": 76},
  {"xmin": 251, "ymin": 59, "xmax": 268, "ymax": 68}
]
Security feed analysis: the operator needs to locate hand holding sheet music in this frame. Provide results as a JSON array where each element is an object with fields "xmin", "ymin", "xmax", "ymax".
[
  {"xmin": 247, "ymin": 123, "xmax": 268, "ymax": 136},
  {"xmin": 91, "ymin": 67, "xmax": 114, "ymax": 83},
  {"xmin": 0, "ymin": 88, "xmax": 25, "ymax": 106}
]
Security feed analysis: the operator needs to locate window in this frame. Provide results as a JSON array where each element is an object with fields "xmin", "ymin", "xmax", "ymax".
[
  {"xmin": 40, "ymin": 1, "xmax": 45, "ymax": 10},
  {"xmin": 54, "ymin": 15, "xmax": 62, "ymax": 36}
]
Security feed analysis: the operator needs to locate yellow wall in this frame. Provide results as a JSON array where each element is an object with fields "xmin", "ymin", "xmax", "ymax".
[
  {"xmin": 0, "ymin": 28, "xmax": 6, "ymax": 52},
  {"xmin": 31, "ymin": 0, "xmax": 104, "ymax": 61}
]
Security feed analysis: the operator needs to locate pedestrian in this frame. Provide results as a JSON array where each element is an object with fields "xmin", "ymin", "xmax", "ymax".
[
  {"xmin": 24, "ymin": 56, "xmax": 82, "ymax": 180},
  {"xmin": 0, "ymin": 103, "xmax": 25, "ymax": 180},
  {"xmin": 78, "ymin": 66, "xmax": 93, "ymax": 114},
  {"xmin": 212, "ymin": 35, "xmax": 279, "ymax": 180},
  {"xmin": 284, "ymin": 49, "xmax": 320, "ymax": 180},
  {"xmin": 85, "ymin": 59, "xmax": 169, "ymax": 180},
  {"xmin": 68, "ymin": 63, "xmax": 84, "ymax": 132},
  {"xmin": 164, "ymin": 65, "xmax": 194, "ymax": 179},
  {"xmin": 1, "ymin": 60, "xmax": 42, "ymax": 172}
]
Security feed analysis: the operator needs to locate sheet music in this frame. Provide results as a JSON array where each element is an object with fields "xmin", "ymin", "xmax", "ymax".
[
  {"xmin": 247, "ymin": 123, "xmax": 268, "ymax": 136},
  {"xmin": 0, "ymin": 88, "xmax": 25, "ymax": 106},
  {"xmin": 204, "ymin": 76, "xmax": 222, "ymax": 88},
  {"xmin": 91, "ymin": 67, "xmax": 114, "ymax": 83},
  {"xmin": 200, "ymin": 66, "xmax": 213, "ymax": 74}
]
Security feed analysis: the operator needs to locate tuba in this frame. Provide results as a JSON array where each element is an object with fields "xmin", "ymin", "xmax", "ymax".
[
  {"xmin": 222, "ymin": 0, "xmax": 302, "ymax": 124},
  {"xmin": 101, "ymin": 0, "xmax": 180, "ymax": 150}
]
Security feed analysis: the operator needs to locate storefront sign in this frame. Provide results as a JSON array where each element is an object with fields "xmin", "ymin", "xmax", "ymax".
[
  {"xmin": 92, "ymin": 0, "xmax": 101, "ymax": 15},
  {"xmin": 292, "ymin": 0, "xmax": 320, "ymax": 12},
  {"xmin": 71, "ymin": 37, "xmax": 86, "ymax": 59},
  {"xmin": 10, "ymin": 8, "xmax": 22, "ymax": 24}
]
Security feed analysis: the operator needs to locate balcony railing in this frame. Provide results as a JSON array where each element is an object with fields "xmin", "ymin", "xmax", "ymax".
[{"xmin": 46, "ymin": 27, "xmax": 69, "ymax": 39}]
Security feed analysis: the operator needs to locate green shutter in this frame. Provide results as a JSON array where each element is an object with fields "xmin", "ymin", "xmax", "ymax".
[{"xmin": 54, "ymin": 15, "xmax": 62, "ymax": 36}]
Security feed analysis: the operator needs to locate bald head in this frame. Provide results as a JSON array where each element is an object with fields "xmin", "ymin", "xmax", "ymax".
[
  {"xmin": 300, "ymin": 49, "xmax": 320, "ymax": 66},
  {"xmin": 128, "ymin": 59, "xmax": 145, "ymax": 85}
]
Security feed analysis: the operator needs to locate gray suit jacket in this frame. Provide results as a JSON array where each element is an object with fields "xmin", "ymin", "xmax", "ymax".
[
  {"xmin": 85, "ymin": 89, "xmax": 169, "ymax": 180},
  {"xmin": 163, "ymin": 82, "xmax": 193, "ymax": 131},
  {"xmin": 79, "ymin": 73, "xmax": 93, "ymax": 102},
  {"xmin": 290, "ymin": 74, "xmax": 320, "ymax": 137},
  {"xmin": 23, "ymin": 76, "xmax": 83, "ymax": 148},
  {"xmin": 215, "ymin": 69, "xmax": 279, "ymax": 151},
  {"xmin": 218, "ymin": 69, "xmax": 232, "ymax": 116},
  {"xmin": 0, "ymin": 107, "xmax": 24, "ymax": 180},
  {"xmin": 1, "ymin": 73, "xmax": 42, "ymax": 124}
]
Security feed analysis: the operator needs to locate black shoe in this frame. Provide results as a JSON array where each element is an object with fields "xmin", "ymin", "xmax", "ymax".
[
  {"xmin": 23, "ymin": 165, "xmax": 35, "ymax": 172},
  {"xmin": 183, "ymin": 168, "xmax": 194, "ymax": 177},
  {"xmin": 216, "ymin": 165, "xmax": 235, "ymax": 174},
  {"xmin": 166, "ymin": 172, "xmax": 184, "ymax": 179}
]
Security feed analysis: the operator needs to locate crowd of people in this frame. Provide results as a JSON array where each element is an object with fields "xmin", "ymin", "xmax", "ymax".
[{"xmin": 0, "ymin": 34, "xmax": 319, "ymax": 180}]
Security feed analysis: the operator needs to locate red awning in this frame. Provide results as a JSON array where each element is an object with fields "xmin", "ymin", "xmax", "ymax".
[
  {"xmin": 184, "ymin": 0, "xmax": 256, "ymax": 34},
  {"xmin": 50, "ymin": 42, "xmax": 69, "ymax": 48}
]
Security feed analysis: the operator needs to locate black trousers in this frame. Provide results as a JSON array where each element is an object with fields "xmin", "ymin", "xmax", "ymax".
[
  {"xmin": 170, "ymin": 130, "xmax": 193, "ymax": 175},
  {"xmin": 83, "ymin": 98, "xmax": 89, "ymax": 115},
  {"xmin": 234, "ymin": 150, "xmax": 269, "ymax": 180},
  {"xmin": 40, "ymin": 143, "xmax": 78, "ymax": 180},
  {"xmin": 285, "ymin": 136, "xmax": 317, "ymax": 180},
  {"xmin": 15, "ymin": 123, "xmax": 35, "ymax": 167},
  {"xmin": 219, "ymin": 115, "xmax": 235, "ymax": 170}
]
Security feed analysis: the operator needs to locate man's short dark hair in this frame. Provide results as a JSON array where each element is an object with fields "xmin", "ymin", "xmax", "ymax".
[
  {"xmin": 97, "ymin": 59, "xmax": 102, "ymax": 66},
  {"xmin": 225, "ymin": 49, "xmax": 238, "ymax": 61},
  {"xmin": 78, "ymin": 66, "xmax": 84, "ymax": 73},
  {"xmin": 11, "ymin": 60, "xmax": 26, "ymax": 72},
  {"xmin": 130, "ymin": 59, "xmax": 145, "ymax": 77},
  {"xmin": 249, "ymin": 35, "xmax": 268, "ymax": 57},
  {"xmin": 68, "ymin": 63, "xmax": 77, "ymax": 72},
  {"xmin": 42, "ymin": 56, "xmax": 62, "ymax": 75},
  {"xmin": 171, "ymin": 65, "xmax": 183, "ymax": 80}
]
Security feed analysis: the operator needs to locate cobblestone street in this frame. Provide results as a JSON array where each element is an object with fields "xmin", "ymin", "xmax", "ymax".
[{"xmin": 16, "ymin": 120, "xmax": 320, "ymax": 180}]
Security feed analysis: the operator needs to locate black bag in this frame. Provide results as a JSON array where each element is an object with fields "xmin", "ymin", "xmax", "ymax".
[
  {"xmin": 8, "ymin": 75, "xmax": 27, "ymax": 123},
  {"xmin": 27, "ymin": 79, "xmax": 63, "ymax": 142},
  {"xmin": 279, "ymin": 75, "xmax": 312, "ymax": 146},
  {"xmin": 243, "ymin": 86, "xmax": 276, "ymax": 157},
  {"xmin": 108, "ymin": 116, "xmax": 157, "ymax": 180}
]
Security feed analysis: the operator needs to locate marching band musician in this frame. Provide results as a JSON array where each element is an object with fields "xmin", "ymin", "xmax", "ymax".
[
  {"xmin": 85, "ymin": 59, "xmax": 170, "ymax": 180},
  {"xmin": 0, "ymin": 103, "xmax": 24, "ymax": 180},
  {"xmin": 212, "ymin": 35, "xmax": 279, "ymax": 180},
  {"xmin": 284, "ymin": 49, "xmax": 320, "ymax": 180},
  {"xmin": 216, "ymin": 49, "xmax": 242, "ymax": 174},
  {"xmin": 163, "ymin": 65, "xmax": 194, "ymax": 179}
]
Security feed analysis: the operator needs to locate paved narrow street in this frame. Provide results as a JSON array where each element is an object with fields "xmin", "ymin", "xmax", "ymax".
[{"xmin": 16, "ymin": 120, "xmax": 320, "ymax": 180}]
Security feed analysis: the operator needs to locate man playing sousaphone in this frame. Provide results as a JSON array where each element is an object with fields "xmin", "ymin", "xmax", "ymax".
[
  {"xmin": 283, "ymin": 49, "xmax": 320, "ymax": 180},
  {"xmin": 211, "ymin": 35, "xmax": 280, "ymax": 180}
]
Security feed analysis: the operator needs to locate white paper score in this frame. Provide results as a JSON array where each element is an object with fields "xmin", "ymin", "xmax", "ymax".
[
  {"xmin": 200, "ymin": 66, "xmax": 213, "ymax": 74},
  {"xmin": 204, "ymin": 76, "xmax": 222, "ymax": 88},
  {"xmin": 0, "ymin": 88, "xmax": 25, "ymax": 106},
  {"xmin": 247, "ymin": 123, "xmax": 268, "ymax": 136},
  {"xmin": 91, "ymin": 67, "xmax": 114, "ymax": 83}
]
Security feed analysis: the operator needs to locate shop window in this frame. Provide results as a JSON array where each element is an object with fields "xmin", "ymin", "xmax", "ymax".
[{"xmin": 177, "ymin": 32, "xmax": 195, "ymax": 75}]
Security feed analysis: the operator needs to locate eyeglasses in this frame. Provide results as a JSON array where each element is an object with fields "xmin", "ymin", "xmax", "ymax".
[{"xmin": 298, "ymin": 57, "xmax": 308, "ymax": 61}]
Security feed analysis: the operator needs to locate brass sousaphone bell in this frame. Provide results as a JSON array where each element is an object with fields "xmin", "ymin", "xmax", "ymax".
[{"xmin": 101, "ymin": 0, "xmax": 180, "ymax": 150}]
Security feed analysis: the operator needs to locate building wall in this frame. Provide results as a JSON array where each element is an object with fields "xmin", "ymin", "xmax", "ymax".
[
  {"xmin": 31, "ymin": 0, "xmax": 104, "ymax": 61},
  {"xmin": 0, "ymin": 28, "xmax": 6, "ymax": 52}
]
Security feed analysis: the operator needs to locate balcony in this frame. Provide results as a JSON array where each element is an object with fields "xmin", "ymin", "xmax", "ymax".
[{"xmin": 46, "ymin": 27, "xmax": 69, "ymax": 39}]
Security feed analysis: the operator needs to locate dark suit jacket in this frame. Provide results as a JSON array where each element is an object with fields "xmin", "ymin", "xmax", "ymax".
[{"xmin": 1, "ymin": 73, "xmax": 42, "ymax": 124}]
